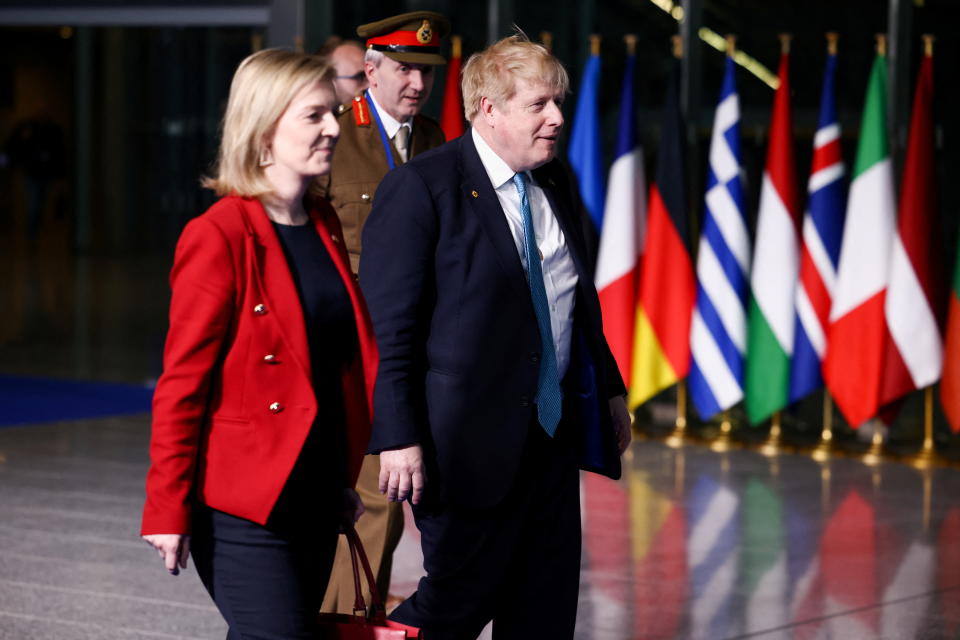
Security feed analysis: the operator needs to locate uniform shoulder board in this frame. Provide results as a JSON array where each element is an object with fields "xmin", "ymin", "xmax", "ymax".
[{"xmin": 352, "ymin": 95, "xmax": 371, "ymax": 127}]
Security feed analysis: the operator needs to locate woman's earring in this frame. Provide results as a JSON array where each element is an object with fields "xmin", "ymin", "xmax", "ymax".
[{"xmin": 259, "ymin": 147, "xmax": 274, "ymax": 167}]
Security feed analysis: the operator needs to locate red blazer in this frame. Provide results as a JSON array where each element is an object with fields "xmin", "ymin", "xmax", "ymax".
[{"xmin": 141, "ymin": 195, "xmax": 378, "ymax": 535}]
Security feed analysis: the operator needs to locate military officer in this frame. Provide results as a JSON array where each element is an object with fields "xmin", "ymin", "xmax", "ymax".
[{"xmin": 319, "ymin": 11, "xmax": 450, "ymax": 615}]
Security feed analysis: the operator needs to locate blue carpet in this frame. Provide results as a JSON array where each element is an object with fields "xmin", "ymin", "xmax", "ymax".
[{"xmin": 0, "ymin": 375, "xmax": 154, "ymax": 427}]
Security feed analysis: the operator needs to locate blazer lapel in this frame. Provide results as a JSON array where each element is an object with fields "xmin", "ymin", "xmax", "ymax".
[
  {"xmin": 459, "ymin": 133, "xmax": 530, "ymax": 301},
  {"xmin": 534, "ymin": 163, "xmax": 592, "ymax": 287},
  {"xmin": 240, "ymin": 199, "xmax": 312, "ymax": 383}
]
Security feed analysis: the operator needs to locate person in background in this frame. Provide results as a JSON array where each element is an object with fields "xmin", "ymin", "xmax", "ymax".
[
  {"xmin": 359, "ymin": 33, "xmax": 632, "ymax": 638},
  {"xmin": 318, "ymin": 36, "xmax": 368, "ymax": 108},
  {"xmin": 317, "ymin": 11, "xmax": 449, "ymax": 615},
  {"xmin": 140, "ymin": 48, "xmax": 378, "ymax": 638}
]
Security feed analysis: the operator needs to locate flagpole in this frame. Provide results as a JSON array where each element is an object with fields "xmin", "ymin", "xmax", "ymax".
[
  {"xmin": 660, "ymin": 33, "xmax": 689, "ymax": 451},
  {"xmin": 811, "ymin": 390, "xmax": 834, "ymax": 462},
  {"xmin": 589, "ymin": 34, "xmax": 601, "ymax": 57},
  {"xmin": 862, "ymin": 419, "xmax": 886, "ymax": 467},
  {"xmin": 711, "ymin": 409, "xmax": 735, "ymax": 452},
  {"xmin": 760, "ymin": 412, "xmax": 782, "ymax": 457},
  {"xmin": 906, "ymin": 385, "xmax": 939, "ymax": 469},
  {"xmin": 666, "ymin": 381, "xmax": 688, "ymax": 448}
]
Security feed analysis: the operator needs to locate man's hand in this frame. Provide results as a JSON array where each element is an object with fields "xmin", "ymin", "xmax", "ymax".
[
  {"xmin": 142, "ymin": 533, "xmax": 190, "ymax": 575},
  {"xmin": 609, "ymin": 396, "xmax": 632, "ymax": 455},
  {"xmin": 379, "ymin": 445, "xmax": 426, "ymax": 504}
]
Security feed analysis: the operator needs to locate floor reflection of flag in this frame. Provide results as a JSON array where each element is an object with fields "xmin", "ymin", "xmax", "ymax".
[
  {"xmin": 937, "ymin": 507, "xmax": 960, "ymax": 636},
  {"xmin": 629, "ymin": 466, "xmax": 687, "ymax": 639},
  {"xmin": 785, "ymin": 489, "xmax": 825, "ymax": 640},
  {"xmin": 741, "ymin": 478, "xmax": 789, "ymax": 636},
  {"xmin": 687, "ymin": 473, "xmax": 739, "ymax": 638},
  {"xmin": 820, "ymin": 488, "xmax": 878, "ymax": 637},
  {"xmin": 581, "ymin": 472, "xmax": 632, "ymax": 638},
  {"xmin": 880, "ymin": 533, "xmax": 935, "ymax": 637}
]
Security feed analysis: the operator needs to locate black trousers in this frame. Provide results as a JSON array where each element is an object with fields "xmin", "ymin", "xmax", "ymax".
[
  {"xmin": 191, "ymin": 504, "xmax": 340, "ymax": 640},
  {"xmin": 390, "ymin": 421, "xmax": 582, "ymax": 640}
]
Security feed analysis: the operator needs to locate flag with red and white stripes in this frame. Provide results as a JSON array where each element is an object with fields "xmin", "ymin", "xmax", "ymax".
[{"xmin": 880, "ymin": 48, "xmax": 943, "ymax": 406}]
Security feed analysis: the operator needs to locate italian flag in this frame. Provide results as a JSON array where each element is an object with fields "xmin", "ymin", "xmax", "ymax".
[
  {"xmin": 745, "ymin": 46, "xmax": 800, "ymax": 425},
  {"xmin": 823, "ymin": 51, "xmax": 895, "ymax": 427}
]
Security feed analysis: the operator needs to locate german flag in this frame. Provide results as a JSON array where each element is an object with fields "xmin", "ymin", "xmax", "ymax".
[{"xmin": 628, "ymin": 55, "xmax": 695, "ymax": 409}]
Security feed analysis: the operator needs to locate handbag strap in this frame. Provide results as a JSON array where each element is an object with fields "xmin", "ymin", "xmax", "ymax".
[{"xmin": 344, "ymin": 525, "xmax": 387, "ymax": 619}]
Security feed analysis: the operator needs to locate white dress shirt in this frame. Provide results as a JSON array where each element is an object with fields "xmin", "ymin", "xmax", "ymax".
[
  {"xmin": 471, "ymin": 127, "xmax": 579, "ymax": 378},
  {"xmin": 367, "ymin": 90, "xmax": 412, "ymax": 155}
]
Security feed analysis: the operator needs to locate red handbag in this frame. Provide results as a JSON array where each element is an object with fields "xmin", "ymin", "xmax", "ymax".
[{"xmin": 317, "ymin": 525, "xmax": 423, "ymax": 639}]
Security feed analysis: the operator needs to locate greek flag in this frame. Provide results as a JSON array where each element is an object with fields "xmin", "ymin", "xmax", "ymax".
[{"xmin": 689, "ymin": 55, "xmax": 750, "ymax": 419}]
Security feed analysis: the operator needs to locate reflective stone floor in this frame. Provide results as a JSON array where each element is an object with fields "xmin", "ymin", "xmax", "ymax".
[{"xmin": 2, "ymin": 237, "xmax": 960, "ymax": 638}]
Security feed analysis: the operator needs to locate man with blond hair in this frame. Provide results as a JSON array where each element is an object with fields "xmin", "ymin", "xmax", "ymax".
[{"xmin": 359, "ymin": 34, "xmax": 632, "ymax": 638}]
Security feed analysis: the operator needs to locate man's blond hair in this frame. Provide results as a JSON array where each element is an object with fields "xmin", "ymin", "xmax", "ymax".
[
  {"xmin": 204, "ymin": 48, "xmax": 334, "ymax": 197},
  {"xmin": 460, "ymin": 33, "xmax": 569, "ymax": 122}
]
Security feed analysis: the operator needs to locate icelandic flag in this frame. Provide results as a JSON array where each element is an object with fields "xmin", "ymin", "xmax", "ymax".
[{"xmin": 791, "ymin": 49, "xmax": 846, "ymax": 403}]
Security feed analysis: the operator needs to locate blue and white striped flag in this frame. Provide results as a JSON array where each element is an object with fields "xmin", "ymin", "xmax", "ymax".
[{"xmin": 689, "ymin": 54, "xmax": 750, "ymax": 419}]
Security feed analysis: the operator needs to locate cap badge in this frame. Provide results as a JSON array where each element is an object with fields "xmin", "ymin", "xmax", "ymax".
[{"xmin": 416, "ymin": 20, "xmax": 433, "ymax": 44}]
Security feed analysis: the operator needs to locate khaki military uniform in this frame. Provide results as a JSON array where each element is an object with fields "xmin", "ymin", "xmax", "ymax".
[
  {"xmin": 319, "ymin": 93, "xmax": 446, "ymax": 615},
  {"xmin": 316, "ymin": 95, "xmax": 446, "ymax": 273}
]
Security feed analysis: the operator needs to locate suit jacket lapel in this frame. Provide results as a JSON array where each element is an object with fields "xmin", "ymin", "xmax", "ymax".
[
  {"xmin": 533, "ymin": 162, "xmax": 592, "ymax": 288},
  {"xmin": 240, "ymin": 199, "xmax": 312, "ymax": 383},
  {"xmin": 459, "ymin": 133, "xmax": 530, "ymax": 302}
]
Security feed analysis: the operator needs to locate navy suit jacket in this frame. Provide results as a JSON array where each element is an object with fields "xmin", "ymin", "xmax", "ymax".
[{"xmin": 359, "ymin": 132, "xmax": 626, "ymax": 508}]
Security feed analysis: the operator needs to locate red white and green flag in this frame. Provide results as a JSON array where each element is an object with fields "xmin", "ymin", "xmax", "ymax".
[
  {"xmin": 881, "ymin": 48, "xmax": 943, "ymax": 406},
  {"xmin": 745, "ymin": 45, "xmax": 800, "ymax": 424},
  {"xmin": 823, "ymin": 51, "xmax": 895, "ymax": 427}
]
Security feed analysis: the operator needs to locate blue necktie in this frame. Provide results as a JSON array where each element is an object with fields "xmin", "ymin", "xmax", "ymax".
[{"xmin": 512, "ymin": 172, "xmax": 562, "ymax": 437}]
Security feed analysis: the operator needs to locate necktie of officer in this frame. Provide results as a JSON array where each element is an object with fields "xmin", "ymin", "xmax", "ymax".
[
  {"xmin": 512, "ymin": 172, "xmax": 562, "ymax": 437},
  {"xmin": 394, "ymin": 125, "xmax": 410, "ymax": 163}
]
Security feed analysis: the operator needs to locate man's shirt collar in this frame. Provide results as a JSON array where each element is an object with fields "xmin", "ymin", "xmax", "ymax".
[{"xmin": 472, "ymin": 127, "xmax": 528, "ymax": 191}]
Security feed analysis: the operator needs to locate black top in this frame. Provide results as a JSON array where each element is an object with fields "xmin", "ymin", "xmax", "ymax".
[{"xmin": 269, "ymin": 220, "xmax": 357, "ymax": 527}]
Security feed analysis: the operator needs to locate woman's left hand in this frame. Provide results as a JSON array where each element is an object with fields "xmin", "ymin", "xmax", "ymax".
[{"xmin": 340, "ymin": 488, "xmax": 365, "ymax": 530}]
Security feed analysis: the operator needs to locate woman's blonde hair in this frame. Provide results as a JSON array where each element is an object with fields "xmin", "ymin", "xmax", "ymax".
[
  {"xmin": 460, "ymin": 33, "xmax": 569, "ymax": 122},
  {"xmin": 203, "ymin": 48, "xmax": 334, "ymax": 197}
]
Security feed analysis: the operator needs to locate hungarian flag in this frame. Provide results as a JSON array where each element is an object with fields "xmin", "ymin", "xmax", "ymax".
[
  {"xmin": 628, "ymin": 58, "xmax": 694, "ymax": 408},
  {"xmin": 941, "ymin": 239, "xmax": 960, "ymax": 432},
  {"xmin": 881, "ymin": 49, "xmax": 943, "ymax": 406},
  {"xmin": 745, "ymin": 46, "xmax": 800, "ymax": 424},
  {"xmin": 568, "ymin": 49, "xmax": 605, "ymax": 230},
  {"xmin": 596, "ymin": 50, "xmax": 645, "ymax": 382},
  {"xmin": 823, "ymin": 51, "xmax": 895, "ymax": 427},
  {"xmin": 791, "ymin": 44, "xmax": 846, "ymax": 404},
  {"xmin": 439, "ymin": 35, "xmax": 464, "ymax": 141}
]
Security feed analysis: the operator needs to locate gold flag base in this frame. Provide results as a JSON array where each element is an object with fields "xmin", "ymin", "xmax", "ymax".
[
  {"xmin": 759, "ymin": 415, "xmax": 782, "ymax": 457},
  {"xmin": 862, "ymin": 428, "xmax": 885, "ymax": 467},
  {"xmin": 710, "ymin": 414, "xmax": 735, "ymax": 452}
]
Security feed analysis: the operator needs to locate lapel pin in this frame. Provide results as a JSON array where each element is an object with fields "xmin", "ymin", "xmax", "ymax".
[{"xmin": 471, "ymin": 190, "xmax": 479, "ymax": 198}]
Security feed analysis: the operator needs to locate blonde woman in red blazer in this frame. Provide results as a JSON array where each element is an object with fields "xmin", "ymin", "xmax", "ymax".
[{"xmin": 140, "ymin": 49, "xmax": 377, "ymax": 637}]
